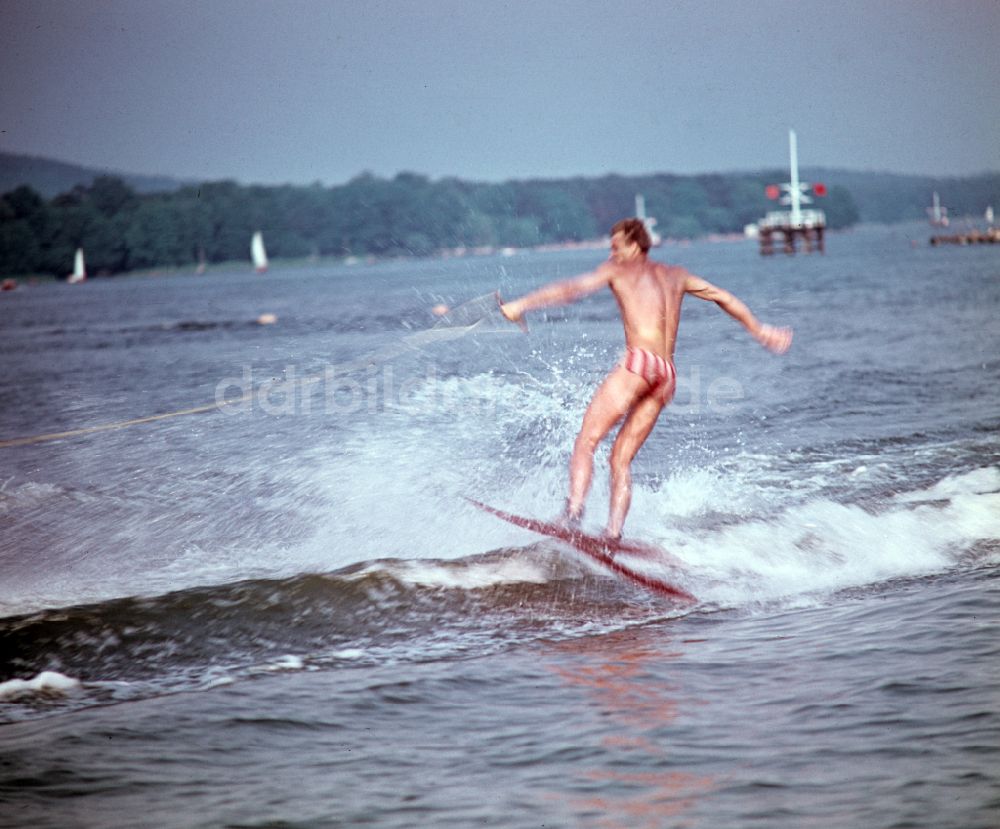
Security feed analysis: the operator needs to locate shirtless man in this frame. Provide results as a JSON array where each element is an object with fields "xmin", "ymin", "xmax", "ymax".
[{"xmin": 500, "ymin": 217, "xmax": 792, "ymax": 538}]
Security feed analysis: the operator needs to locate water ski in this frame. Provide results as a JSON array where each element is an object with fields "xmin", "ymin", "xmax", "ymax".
[{"xmin": 467, "ymin": 498, "xmax": 695, "ymax": 602}]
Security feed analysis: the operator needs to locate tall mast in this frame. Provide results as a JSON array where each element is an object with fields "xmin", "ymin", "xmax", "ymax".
[{"xmin": 788, "ymin": 129, "xmax": 802, "ymax": 227}]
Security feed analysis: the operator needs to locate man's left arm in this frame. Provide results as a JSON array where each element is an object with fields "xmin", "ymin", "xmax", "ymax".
[{"xmin": 685, "ymin": 272, "xmax": 793, "ymax": 354}]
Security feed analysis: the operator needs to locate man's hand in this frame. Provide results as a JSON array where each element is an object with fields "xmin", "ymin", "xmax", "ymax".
[
  {"xmin": 497, "ymin": 294, "xmax": 529, "ymax": 332},
  {"xmin": 756, "ymin": 324, "xmax": 793, "ymax": 354},
  {"xmin": 499, "ymin": 301, "xmax": 520, "ymax": 323}
]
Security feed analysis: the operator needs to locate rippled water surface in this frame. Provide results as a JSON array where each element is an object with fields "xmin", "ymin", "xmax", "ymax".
[{"xmin": 1, "ymin": 224, "xmax": 998, "ymax": 827}]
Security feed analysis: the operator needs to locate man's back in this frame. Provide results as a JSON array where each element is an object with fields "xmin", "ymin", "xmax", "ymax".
[{"xmin": 608, "ymin": 260, "xmax": 686, "ymax": 359}]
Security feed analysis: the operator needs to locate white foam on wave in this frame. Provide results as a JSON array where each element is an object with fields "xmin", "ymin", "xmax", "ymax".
[
  {"xmin": 892, "ymin": 465, "xmax": 1000, "ymax": 503},
  {"xmin": 0, "ymin": 481, "xmax": 65, "ymax": 512},
  {"xmin": 293, "ymin": 371, "xmax": 588, "ymax": 569},
  {"xmin": 652, "ymin": 467, "xmax": 1000, "ymax": 607},
  {"xmin": 278, "ymin": 365, "xmax": 998, "ymax": 611},
  {"xmin": 331, "ymin": 648, "xmax": 366, "ymax": 660},
  {"xmin": 380, "ymin": 555, "xmax": 552, "ymax": 590},
  {"xmin": 0, "ymin": 670, "xmax": 81, "ymax": 699},
  {"xmin": 260, "ymin": 655, "xmax": 305, "ymax": 672}
]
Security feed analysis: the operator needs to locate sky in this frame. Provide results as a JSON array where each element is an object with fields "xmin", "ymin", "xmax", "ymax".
[{"xmin": 1, "ymin": 0, "xmax": 998, "ymax": 187}]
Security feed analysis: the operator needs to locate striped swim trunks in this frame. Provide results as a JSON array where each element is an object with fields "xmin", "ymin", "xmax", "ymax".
[{"xmin": 623, "ymin": 346, "xmax": 676, "ymax": 391}]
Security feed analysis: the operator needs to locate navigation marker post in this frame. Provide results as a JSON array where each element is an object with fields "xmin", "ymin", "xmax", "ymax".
[{"xmin": 758, "ymin": 130, "xmax": 827, "ymax": 256}]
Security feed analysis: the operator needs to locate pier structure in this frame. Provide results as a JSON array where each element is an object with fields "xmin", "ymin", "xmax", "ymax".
[
  {"xmin": 929, "ymin": 228, "xmax": 1000, "ymax": 246},
  {"xmin": 929, "ymin": 204, "xmax": 999, "ymax": 246},
  {"xmin": 757, "ymin": 130, "xmax": 826, "ymax": 256}
]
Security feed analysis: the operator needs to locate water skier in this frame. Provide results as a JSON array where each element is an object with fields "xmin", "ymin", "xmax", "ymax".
[{"xmin": 500, "ymin": 218, "xmax": 792, "ymax": 539}]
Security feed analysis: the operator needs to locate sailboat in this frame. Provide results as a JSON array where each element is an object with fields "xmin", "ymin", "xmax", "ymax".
[
  {"xmin": 251, "ymin": 231, "xmax": 269, "ymax": 273},
  {"xmin": 67, "ymin": 248, "xmax": 87, "ymax": 284},
  {"xmin": 986, "ymin": 205, "xmax": 994, "ymax": 226},
  {"xmin": 927, "ymin": 192, "xmax": 949, "ymax": 228},
  {"xmin": 634, "ymin": 194, "xmax": 663, "ymax": 247}
]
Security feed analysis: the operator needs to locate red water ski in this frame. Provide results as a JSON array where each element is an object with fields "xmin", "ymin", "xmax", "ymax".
[{"xmin": 467, "ymin": 498, "xmax": 695, "ymax": 602}]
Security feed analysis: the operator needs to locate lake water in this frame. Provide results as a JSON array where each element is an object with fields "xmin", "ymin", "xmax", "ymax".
[{"xmin": 1, "ymin": 223, "xmax": 998, "ymax": 828}]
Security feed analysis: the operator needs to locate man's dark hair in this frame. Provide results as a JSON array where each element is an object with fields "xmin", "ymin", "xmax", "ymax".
[{"xmin": 611, "ymin": 218, "xmax": 652, "ymax": 254}]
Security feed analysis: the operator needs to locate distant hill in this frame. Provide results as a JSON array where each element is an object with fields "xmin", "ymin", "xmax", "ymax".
[
  {"xmin": 2, "ymin": 150, "xmax": 996, "ymax": 225},
  {"xmin": 2, "ymin": 151, "xmax": 997, "ymax": 279},
  {"xmin": 0, "ymin": 151, "xmax": 190, "ymax": 198}
]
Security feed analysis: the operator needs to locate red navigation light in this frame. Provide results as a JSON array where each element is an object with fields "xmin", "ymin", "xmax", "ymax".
[
  {"xmin": 765, "ymin": 184, "xmax": 780, "ymax": 200},
  {"xmin": 813, "ymin": 182, "xmax": 828, "ymax": 197}
]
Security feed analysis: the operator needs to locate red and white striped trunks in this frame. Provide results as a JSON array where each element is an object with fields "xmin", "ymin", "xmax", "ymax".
[{"xmin": 623, "ymin": 346, "xmax": 676, "ymax": 391}]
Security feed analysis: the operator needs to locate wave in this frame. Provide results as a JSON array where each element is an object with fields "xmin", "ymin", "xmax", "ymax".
[
  {"xmin": 2, "ymin": 466, "xmax": 997, "ymax": 722},
  {"xmin": 0, "ymin": 543, "xmax": 676, "ymax": 721}
]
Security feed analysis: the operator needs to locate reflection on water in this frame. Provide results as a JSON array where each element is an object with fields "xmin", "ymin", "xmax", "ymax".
[{"xmin": 542, "ymin": 628, "xmax": 715, "ymax": 828}]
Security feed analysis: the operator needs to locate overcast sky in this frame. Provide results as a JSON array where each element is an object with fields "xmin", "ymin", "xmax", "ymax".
[{"xmin": 1, "ymin": 0, "xmax": 998, "ymax": 186}]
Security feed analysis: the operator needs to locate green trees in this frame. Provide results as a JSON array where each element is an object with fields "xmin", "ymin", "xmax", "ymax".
[
  {"xmin": 0, "ymin": 186, "xmax": 44, "ymax": 275},
  {"xmin": 822, "ymin": 185, "xmax": 861, "ymax": 229},
  {"xmin": 0, "ymin": 169, "xmax": 872, "ymax": 277}
]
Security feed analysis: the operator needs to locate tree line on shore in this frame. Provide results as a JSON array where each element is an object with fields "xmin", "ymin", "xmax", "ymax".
[{"xmin": 2, "ymin": 170, "xmax": 866, "ymax": 277}]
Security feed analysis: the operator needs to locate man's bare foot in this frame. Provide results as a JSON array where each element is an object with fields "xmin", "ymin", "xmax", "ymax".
[
  {"xmin": 555, "ymin": 501, "xmax": 583, "ymax": 531},
  {"xmin": 598, "ymin": 529, "xmax": 622, "ymax": 558}
]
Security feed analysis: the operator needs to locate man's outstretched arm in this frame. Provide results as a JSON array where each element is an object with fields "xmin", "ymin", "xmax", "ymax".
[
  {"xmin": 500, "ymin": 265, "xmax": 614, "ymax": 326},
  {"xmin": 684, "ymin": 273, "xmax": 793, "ymax": 354}
]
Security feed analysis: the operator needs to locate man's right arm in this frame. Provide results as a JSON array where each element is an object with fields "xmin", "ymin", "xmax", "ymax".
[
  {"xmin": 684, "ymin": 272, "xmax": 792, "ymax": 354},
  {"xmin": 500, "ymin": 264, "xmax": 614, "ymax": 326}
]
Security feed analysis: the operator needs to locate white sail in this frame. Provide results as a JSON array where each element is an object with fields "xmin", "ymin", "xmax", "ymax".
[
  {"xmin": 927, "ymin": 192, "xmax": 949, "ymax": 227},
  {"xmin": 67, "ymin": 247, "xmax": 86, "ymax": 283},
  {"xmin": 634, "ymin": 193, "xmax": 662, "ymax": 247},
  {"xmin": 251, "ymin": 231, "xmax": 268, "ymax": 272}
]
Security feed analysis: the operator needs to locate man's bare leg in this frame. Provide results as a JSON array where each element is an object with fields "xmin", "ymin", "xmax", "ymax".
[
  {"xmin": 605, "ymin": 386, "xmax": 668, "ymax": 538},
  {"xmin": 566, "ymin": 367, "xmax": 648, "ymax": 522}
]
